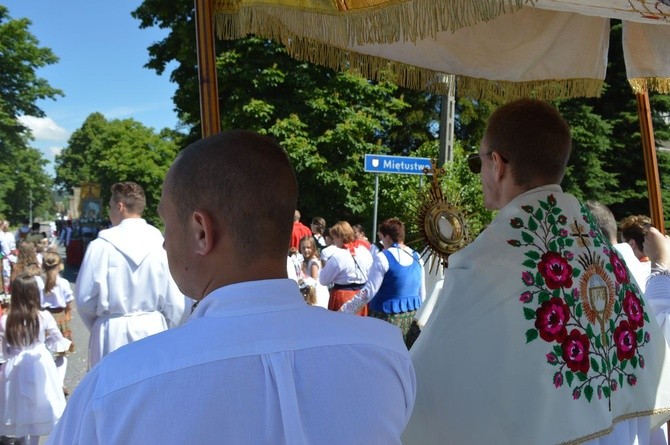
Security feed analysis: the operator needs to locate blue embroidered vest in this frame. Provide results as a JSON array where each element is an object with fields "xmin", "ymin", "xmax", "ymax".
[{"xmin": 369, "ymin": 248, "xmax": 422, "ymax": 313}]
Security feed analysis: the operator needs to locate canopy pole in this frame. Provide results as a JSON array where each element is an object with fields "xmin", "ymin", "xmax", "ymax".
[
  {"xmin": 636, "ymin": 91, "xmax": 665, "ymax": 234},
  {"xmin": 195, "ymin": 0, "xmax": 221, "ymax": 137}
]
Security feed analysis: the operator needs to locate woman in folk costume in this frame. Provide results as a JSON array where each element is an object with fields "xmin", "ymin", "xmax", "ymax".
[
  {"xmin": 0, "ymin": 274, "xmax": 71, "ymax": 445},
  {"xmin": 341, "ymin": 218, "xmax": 425, "ymax": 347},
  {"xmin": 40, "ymin": 250, "xmax": 74, "ymax": 393},
  {"xmin": 319, "ymin": 221, "xmax": 373, "ymax": 316}
]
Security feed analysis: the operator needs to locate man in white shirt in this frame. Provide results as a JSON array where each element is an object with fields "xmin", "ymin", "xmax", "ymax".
[
  {"xmin": 49, "ymin": 130, "xmax": 415, "ymax": 445},
  {"xmin": 75, "ymin": 181, "xmax": 189, "ymax": 368},
  {"xmin": 403, "ymin": 99, "xmax": 670, "ymax": 445}
]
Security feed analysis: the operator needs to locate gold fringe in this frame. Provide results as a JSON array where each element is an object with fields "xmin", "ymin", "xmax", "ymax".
[
  {"xmin": 262, "ymin": 36, "xmax": 603, "ymax": 101},
  {"xmin": 214, "ymin": 0, "xmax": 531, "ymax": 46},
  {"xmin": 629, "ymin": 77, "xmax": 670, "ymax": 95}
]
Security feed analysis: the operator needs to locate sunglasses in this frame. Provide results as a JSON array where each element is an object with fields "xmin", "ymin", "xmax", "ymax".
[{"xmin": 466, "ymin": 152, "xmax": 508, "ymax": 174}]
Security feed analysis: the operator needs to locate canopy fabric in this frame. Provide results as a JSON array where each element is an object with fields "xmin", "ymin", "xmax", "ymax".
[{"xmin": 213, "ymin": 0, "xmax": 670, "ymax": 100}]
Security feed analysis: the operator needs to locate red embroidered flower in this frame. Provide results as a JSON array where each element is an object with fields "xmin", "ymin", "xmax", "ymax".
[
  {"xmin": 561, "ymin": 329, "xmax": 590, "ymax": 374},
  {"xmin": 623, "ymin": 290, "xmax": 645, "ymax": 329},
  {"xmin": 627, "ymin": 375, "xmax": 637, "ymax": 387},
  {"xmin": 522, "ymin": 272, "xmax": 534, "ymax": 286},
  {"xmin": 510, "ymin": 217, "xmax": 523, "ymax": 228},
  {"xmin": 508, "ymin": 240, "xmax": 521, "ymax": 247},
  {"xmin": 546, "ymin": 352, "xmax": 559, "ymax": 365},
  {"xmin": 535, "ymin": 297, "xmax": 570, "ymax": 342},
  {"xmin": 548, "ymin": 194, "xmax": 557, "ymax": 206},
  {"xmin": 519, "ymin": 291, "xmax": 532, "ymax": 303},
  {"xmin": 558, "ymin": 215, "xmax": 567, "ymax": 225},
  {"xmin": 609, "ymin": 252, "xmax": 629, "ymax": 284},
  {"xmin": 553, "ymin": 372, "xmax": 563, "ymax": 388},
  {"xmin": 537, "ymin": 252, "xmax": 573, "ymax": 289},
  {"xmin": 614, "ymin": 320, "xmax": 638, "ymax": 361}
]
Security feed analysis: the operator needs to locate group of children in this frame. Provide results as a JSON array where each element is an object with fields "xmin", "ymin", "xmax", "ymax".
[{"xmin": 0, "ymin": 243, "xmax": 73, "ymax": 445}]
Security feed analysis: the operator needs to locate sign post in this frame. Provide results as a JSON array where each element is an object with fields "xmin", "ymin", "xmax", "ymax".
[{"xmin": 364, "ymin": 154, "xmax": 433, "ymax": 243}]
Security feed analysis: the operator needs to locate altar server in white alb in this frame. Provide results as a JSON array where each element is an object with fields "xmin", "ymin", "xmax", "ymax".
[
  {"xmin": 403, "ymin": 99, "xmax": 670, "ymax": 445},
  {"xmin": 75, "ymin": 181, "xmax": 188, "ymax": 368},
  {"xmin": 49, "ymin": 130, "xmax": 415, "ymax": 445}
]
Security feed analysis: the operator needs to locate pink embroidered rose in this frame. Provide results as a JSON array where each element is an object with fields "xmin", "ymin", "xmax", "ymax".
[
  {"xmin": 609, "ymin": 252, "xmax": 629, "ymax": 284},
  {"xmin": 519, "ymin": 291, "xmax": 532, "ymax": 303},
  {"xmin": 553, "ymin": 372, "xmax": 563, "ymax": 388},
  {"xmin": 640, "ymin": 355, "xmax": 645, "ymax": 368},
  {"xmin": 572, "ymin": 388, "xmax": 581, "ymax": 400},
  {"xmin": 627, "ymin": 375, "xmax": 637, "ymax": 387},
  {"xmin": 559, "ymin": 229, "xmax": 569, "ymax": 237},
  {"xmin": 623, "ymin": 290, "xmax": 644, "ymax": 329},
  {"xmin": 522, "ymin": 271, "xmax": 534, "ymax": 286},
  {"xmin": 546, "ymin": 352, "xmax": 558, "ymax": 365},
  {"xmin": 537, "ymin": 252, "xmax": 573, "ymax": 289},
  {"xmin": 561, "ymin": 329, "xmax": 590, "ymax": 374},
  {"xmin": 614, "ymin": 320, "xmax": 638, "ymax": 361},
  {"xmin": 535, "ymin": 297, "xmax": 570, "ymax": 342}
]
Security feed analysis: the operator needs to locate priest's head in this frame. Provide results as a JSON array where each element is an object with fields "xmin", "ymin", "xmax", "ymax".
[{"xmin": 478, "ymin": 98, "xmax": 572, "ymax": 210}]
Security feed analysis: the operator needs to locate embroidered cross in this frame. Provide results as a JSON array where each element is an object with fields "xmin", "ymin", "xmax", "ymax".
[{"xmin": 570, "ymin": 219, "xmax": 591, "ymax": 248}]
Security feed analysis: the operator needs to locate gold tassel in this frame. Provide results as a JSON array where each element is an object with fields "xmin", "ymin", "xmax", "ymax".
[
  {"xmin": 214, "ymin": 0, "xmax": 531, "ymax": 45},
  {"xmin": 629, "ymin": 77, "xmax": 670, "ymax": 95}
]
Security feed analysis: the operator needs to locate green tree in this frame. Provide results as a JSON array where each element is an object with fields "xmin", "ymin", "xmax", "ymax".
[
  {"xmin": 55, "ymin": 113, "xmax": 179, "ymax": 225},
  {"xmin": 0, "ymin": 6, "xmax": 62, "ymax": 221},
  {"xmin": 132, "ymin": 2, "xmax": 438, "ymax": 226}
]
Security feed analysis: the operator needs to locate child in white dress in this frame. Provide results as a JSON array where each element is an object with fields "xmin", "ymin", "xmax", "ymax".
[
  {"xmin": 41, "ymin": 250, "xmax": 74, "ymax": 390},
  {"xmin": 0, "ymin": 274, "xmax": 71, "ymax": 445}
]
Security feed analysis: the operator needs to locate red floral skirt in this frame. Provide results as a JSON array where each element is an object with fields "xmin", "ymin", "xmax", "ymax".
[{"xmin": 328, "ymin": 288, "xmax": 368, "ymax": 316}]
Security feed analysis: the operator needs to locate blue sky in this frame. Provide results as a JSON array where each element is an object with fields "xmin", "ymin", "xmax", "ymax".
[{"xmin": 4, "ymin": 1, "xmax": 179, "ymax": 175}]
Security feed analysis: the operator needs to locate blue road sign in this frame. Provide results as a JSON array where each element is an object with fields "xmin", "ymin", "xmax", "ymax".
[{"xmin": 364, "ymin": 154, "xmax": 432, "ymax": 175}]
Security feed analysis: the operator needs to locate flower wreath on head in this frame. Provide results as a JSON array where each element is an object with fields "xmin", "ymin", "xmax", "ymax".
[{"xmin": 508, "ymin": 194, "xmax": 650, "ymax": 406}]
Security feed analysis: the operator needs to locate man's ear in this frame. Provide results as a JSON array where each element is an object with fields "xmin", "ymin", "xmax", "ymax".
[
  {"xmin": 191, "ymin": 210, "xmax": 215, "ymax": 256},
  {"xmin": 492, "ymin": 151, "xmax": 507, "ymax": 181}
]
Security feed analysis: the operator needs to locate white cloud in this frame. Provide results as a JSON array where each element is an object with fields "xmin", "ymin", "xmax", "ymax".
[
  {"xmin": 48, "ymin": 146, "xmax": 64, "ymax": 157},
  {"xmin": 18, "ymin": 115, "xmax": 69, "ymax": 142}
]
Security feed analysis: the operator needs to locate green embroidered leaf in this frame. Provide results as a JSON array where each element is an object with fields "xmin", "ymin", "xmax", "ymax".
[
  {"xmin": 521, "ymin": 231, "xmax": 534, "ymax": 244},
  {"xmin": 621, "ymin": 359, "xmax": 627, "ymax": 371},
  {"xmin": 565, "ymin": 238, "xmax": 574, "ymax": 247},
  {"xmin": 547, "ymin": 214, "xmax": 556, "ymax": 225},
  {"xmin": 534, "ymin": 208, "xmax": 544, "ymax": 221},
  {"xmin": 619, "ymin": 373, "xmax": 624, "ymax": 388},
  {"xmin": 564, "ymin": 291, "xmax": 574, "ymax": 306},
  {"xmin": 553, "ymin": 345, "xmax": 563, "ymax": 356},
  {"xmin": 523, "ymin": 307, "xmax": 536, "ymax": 320},
  {"xmin": 636, "ymin": 329, "xmax": 644, "ymax": 344},
  {"xmin": 551, "ymin": 225, "xmax": 559, "ymax": 236},
  {"xmin": 552, "ymin": 207, "xmax": 562, "ymax": 215},
  {"xmin": 575, "ymin": 303, "xmax": 583, "ymax": 318},
  {"xmin": 584, "ymin": 385, "xmax": 594, "ymax": 402},
  {"xmin": 557, "ymin": 237, "xmax": 565, "ymax": 248},
  {"xmin": 576, "ymin": 372, "xmax": 588, "ymax": 382},
  {"xmin": 603, "ymin": 386, "xmax": 611, "ymax": 398},
  {"xmin": 614, "ymin": 300, "xmax": 621, "ymax": 314},
  {"xmin": 586, "ymin": 324, "xmax": 594, "ymax": 338},
  {"xmin": 566, "ymin": 371, "xmax": 574, "ymax": 387},
  {"xmin": 594, "ymin": 239, "xmax": 601, "ymax": 247},
  {"xmin": 595, "ymin": 335, "xmax": 602, "ymax": 349},
  {"xmin": 644, "ymin": 312, "xmax": 650, "ymax": 322},
  {"xmin": 605, "ymin": 263, "xmax": 613, "ymax": 273},
  {"xmin": 525, "ymin": 250, "xmax": 540, "ymax": 260},
  {"xmin": 631, "ymin": 356, "xmax": 638, "ymax": 369},
  {"xmin": 535, "ymin": 273, "xmax": 545, "ymax": 286},
  {"xmin": 601, "ymin": 358, "xmax": 607, "ymax": 373},
  {"xmin": 572, "ymin": 268, "xmax": 581, "ymax": 277},
  {"xmin": 612, "ymin": 351, "xmax": 618, "ymax": 367},
  {"xmin": 549, "ymin": 240, "xmax": 558, "ymax": 251},
  {"xmin": 609, "ymin": 319, "xmax": 616, "ymax": 332},
  {"xmin": 590, "ymin": 357, "xmax": 600, "ymax": 373},
  {"xmin": 528, "ymin": 217, "xmax": 538, "ymax": 231},
  {"xmin": 539, "ymin": 200, "xmax": 550, "ymax": 211},
  {"xmin": 525, "ymin": 328, "xmax": 538, "ymax": 343},
  {"xmin": 522, "ymin": 259, "xmax": 537, "ymax": 269},
  {"xmin": 539, "ymin": 291, "xmax": 551, "ymax": 303}
]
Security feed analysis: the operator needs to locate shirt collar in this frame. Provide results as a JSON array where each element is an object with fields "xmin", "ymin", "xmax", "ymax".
[{"xmin": 190, "ymin": 279, "xmax": 306, "ymax": 320}]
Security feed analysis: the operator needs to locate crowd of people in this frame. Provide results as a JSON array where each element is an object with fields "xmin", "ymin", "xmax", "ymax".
[{"xmin": 1, "ymin": 99, "xmax": 670, "ymax": 444}]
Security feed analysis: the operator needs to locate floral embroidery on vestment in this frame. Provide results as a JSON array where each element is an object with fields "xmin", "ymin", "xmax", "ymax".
[{"xmin": 508, "ymin": 194, "xmax": 650, "ymax": 407}]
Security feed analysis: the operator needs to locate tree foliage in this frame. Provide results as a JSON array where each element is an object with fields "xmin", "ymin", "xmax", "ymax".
[
  {"xmin": 0, "ymin": 6, "xmax": 61, "ymax": 222},
  {"xmin": 54, "ymin": 113, "xmax": 180, "ymax": 225},
  {"xmin": 132, "ymin": 2, "xmax": 439, "ymax": 228}
]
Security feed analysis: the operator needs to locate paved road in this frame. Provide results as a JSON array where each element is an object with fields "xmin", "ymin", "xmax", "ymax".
[{"xmin": 61, "ymin": 258, "xmax": 88, "ymax": 396}]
